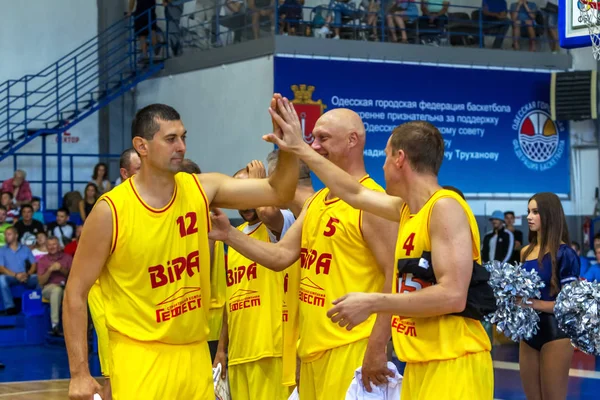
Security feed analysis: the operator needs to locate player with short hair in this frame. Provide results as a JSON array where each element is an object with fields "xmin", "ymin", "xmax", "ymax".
[
  {"xmin": 64, "ymin": 100, "xmax": 299, "ymax": 400},
  {"xmin": 266, "ymin": 99, "xmax": 495, "ymax": 399}
]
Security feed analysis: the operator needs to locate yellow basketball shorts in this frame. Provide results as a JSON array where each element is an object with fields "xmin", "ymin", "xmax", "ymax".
[
  {"xmin": 299, "ymin": 338, "xmax": 369, "ymax": 400},
  {"xmin": 402, "ymin": 351, "xmax": 494, "ymax": 400},
  {"xmin": 229, "ymin": 356, "xmax": 291, "ymax": 400},
  {"xmin": 108, "ymin": 332, "xmax": 214, "ymax": 400},
  {"xmin": 88, "ymin": 282, "xmax": 110, "ymax": 377}
]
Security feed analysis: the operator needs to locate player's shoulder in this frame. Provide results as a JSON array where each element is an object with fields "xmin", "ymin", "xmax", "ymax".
[{"xmin": 361, "ymin": 176, "xmax": 385, "ymax": 192}]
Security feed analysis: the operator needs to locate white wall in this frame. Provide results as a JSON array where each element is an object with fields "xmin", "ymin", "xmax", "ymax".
[
  {"xmin": 135, "ymin": 56, "xmax": 275, "ymax": 217},
  {"xmin": 0, "ymin": 0, "xmax": 100, "ymax": 209}
]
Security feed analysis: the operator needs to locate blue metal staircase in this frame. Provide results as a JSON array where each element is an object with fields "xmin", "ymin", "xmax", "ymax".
[{"xmin": 0, "ymin": 9, "xmax": 167, "ymax": 160}]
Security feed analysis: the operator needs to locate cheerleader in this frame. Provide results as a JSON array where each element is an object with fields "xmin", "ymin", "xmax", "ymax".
[{"xmin": 519, "ymin": 192, "xmax": 580, "ymax": 400}]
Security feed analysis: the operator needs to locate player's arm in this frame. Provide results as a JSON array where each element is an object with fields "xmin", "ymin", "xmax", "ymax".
[
  {"xmin": 369, "ymin": 197, "xmax": 473, "ymax": 316},
  {"xmin": 256, "ymin": 206, "xmax": 285, "ymax": 237},
  {"xmin": 209, "ymin": 208, "xmax": 304, "ymax": 271},
  {"xmin": 64, "ymin": 202, "xmax": 111, "ymax": 397},
  {"xmin": 213, "ymin": 307, "xmax": 228, "ymax": 378},
  {"xmin": 267, "ymin": 98, "xmax": 402, "ymax": 222},
  {"xmin": 199, "ymin": 154, "xmax": 298, "ymax": 210},
  {"xmin": 360, "ymin": 212, "xmax": 398, "ymax": 389}
]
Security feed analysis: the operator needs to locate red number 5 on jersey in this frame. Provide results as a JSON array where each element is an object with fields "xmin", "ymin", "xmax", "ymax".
[
  {"xmin": 323, "ymin": 217, "xmax": 340, "ymax": 237},
  {"xmin": 176, "ymin": 212, "xmax": 198, "ymax": 238},
  {"xmin": 399, "ymin": 273, "xmax": 430, "ymax": 294}
]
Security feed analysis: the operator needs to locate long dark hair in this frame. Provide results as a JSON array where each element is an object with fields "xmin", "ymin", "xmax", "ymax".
[
  {"xmin": 92, "ymin": 162, "xmax": 108, "ymax": 180},
  {"xmin": 523, "ymin": 192, "xmax": 569, "ymax": 296}
]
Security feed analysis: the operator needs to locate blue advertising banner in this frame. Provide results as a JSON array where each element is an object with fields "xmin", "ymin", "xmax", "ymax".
[{"xmin": 274, "ymin": 56, "xmax": 570, "ymax": 196}]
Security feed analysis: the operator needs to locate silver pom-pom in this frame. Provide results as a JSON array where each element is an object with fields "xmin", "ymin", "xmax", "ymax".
[
  {"xmin": 554, "ymin": 279, "xmax": 600, "ymax": 355},
  {"xmin": 484, "ymin": 261, "xmax": 545, "ymax": 342}
]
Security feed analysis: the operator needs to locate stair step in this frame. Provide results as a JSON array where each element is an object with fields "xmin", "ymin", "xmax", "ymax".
[
  {"xmin": 0, "ymin": 327, "xmax": 27, "ymax": 346},
  {"xmin": 0, "ymin": 314, "xmax": 25, "ymax": 328}
]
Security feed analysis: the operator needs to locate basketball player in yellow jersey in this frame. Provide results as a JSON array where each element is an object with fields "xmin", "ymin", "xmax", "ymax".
[
  {"xmin": 63, "ymin": 101, "xmax": 300, "ymax": 400},
  {"xmin": 213, "ymin": 167, "xmax": 289, "ymax": 400},
  {"xmin": 209, "ymin": 108, "xmax": 398, "ymax": 399},
  {"xmin": 268, "ymin": 101, "xmax": 495, "ymax": 399}
]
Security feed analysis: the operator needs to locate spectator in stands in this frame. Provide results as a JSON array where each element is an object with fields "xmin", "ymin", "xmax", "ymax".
[
  {"xmin": 481, "ymin": 0, "xmax": 510, "ymax": 48},
  {"xmin": 279, "ymin": 0, "xmax": 304, "ymax": 36},
  {"xmin": 164, "ymin": 0, "xmax": 184, "ymax": 56},
  {"xmin": 504, "ymin": 211, "xmax": 523, "ymax": 263},
  {"xmin": 115, "ymin": 148, "xmax": 141, "ymax": 186},
  {"xmin": 420, "ymin": 0, "xmax": 449, "ymax": 45},
  {"xmin": 79, "ymin": 183, "xmax": 99, "ymax": 223},
  {"xmin": 30, "ymin": 197, "xmax": 45, "ymax": 224},
  {"xmin": 64, "ymin": 225, "xmax": 83, "ymax": 257},
  {"xmin": 128, "ymin": 0, "xmax": 158, "ymax": 60},
  {"xmin": 510, "ymin": 0, "xmax": 537, "ymax": 51},
  {"xmin": 572, "ymin": 241, "xmax": 591, "ymax": 277},
  {"xmin": 90, "ymin": 162, "xmax": 111, "ymax": 194},
  {"xmin": 541, "ymin": 1, "xmax": 558, "ymax": 52},
  {"xmin": 47, "ymin": 208, "xmax": 77, "ymax": 248},
  {"xmin": 0, "ymin": 192, "xmax": 18, "ymax": 224},
  {"xmin": 218, "ymin": 0, "xmax": 246, "ymax": 44},
  {"xmin": 195, "ymin": 0, "xmax": 216, "ymax": 45},
  {"xmin": 14, "ymin": 205, "xmax": 45, "ymax": 248},
  {"xmin": 1, "ymin": 170, "xmax": 32, "ymax": 206},
  {"xmin": 248, "ymin": 0, "xmax": 275, "ymax": 39},
  {"xmin": 586, "ymin": 232, "xmax": 600, "ymax": 265},
  {"xmin": 0, "ymin": 207, "xmax": 11, "ymax": 247},
  {"xmin": 32, "ymin": 231, "xmax": 49, "ymax": 261},
  {"xmin": 482, "ymin": 210, "xmax": 515, "ymax": 264},
  {"xmin": 585, "ymin": 245, "xmax": 600, "ymax": 282},
  {"xmin": 38, "ymin": 236, "xmax": 72, "ymax": 336},
  {"xmin": 386, "ymin": 0, "xmax": 419, "ymax": 43},
  {"xmin": 0, "ymin": 227, "xmax": 37, "ymax": 316}
]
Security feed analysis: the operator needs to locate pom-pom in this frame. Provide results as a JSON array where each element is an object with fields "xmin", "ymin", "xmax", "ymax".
[
  {"xmin": 554, "ymin": 279, "xmax": 600, "ymax": 355},
  {"xmin": 484, "ymin": 261, "xmax": 545, "ymax": 342}
]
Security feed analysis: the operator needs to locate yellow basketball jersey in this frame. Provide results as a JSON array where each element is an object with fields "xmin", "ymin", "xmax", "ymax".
[
  {"xmin": 99, "ymin": 172, "xmax": 212, "ymax": 344},
  {"xmin": 391, "ymin": 189, "xmax": 491, "ymax": 363},
  {"xmin": 226, "ymin": 222, "xmax": 284, "ymax": 366},
  {"xmin": 281, "ymin": 261, "xmax": 300, "ymax": 386},
  {"xmin": 298, "ymin": 176, "xmax": 385, "ymax": 360},
  {"xmin": 208, "ymin": 240, "xmax": 226, "ymax": 342}
]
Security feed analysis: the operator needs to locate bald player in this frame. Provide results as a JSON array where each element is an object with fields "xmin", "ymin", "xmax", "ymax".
[
  {"xmin": 64, "ymin": 100, "xmax": 300, "ymax": 400},
  {"xmin": 115, "ymin": 148, "xmax": 141, "ymax": 186},
  {"xmin": 268, "ymin": 99, "xmax": 495, "ymax": 399},
  {"xmin": 209, "ymin": 107, "xmax": 398, "ymax": 398}
]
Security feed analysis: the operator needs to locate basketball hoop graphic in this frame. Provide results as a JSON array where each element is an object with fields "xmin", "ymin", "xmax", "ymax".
[{"xmin": 577, "ymin": 0, "xmax": 600, "ymax": 59}]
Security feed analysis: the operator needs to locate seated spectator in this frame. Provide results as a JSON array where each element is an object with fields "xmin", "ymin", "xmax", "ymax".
[
  {"xmin": 1, "ymin": 170, "xmax": 32, "ymax": 206},
  {"xmin": 248, "ymin": 0, "xmax": 275, "ymax": 40},
  {"xmin": 361, "ymin": 0, "xmax": 381, "ymax": 40},
  {"xmin": 0, "ymin": 227, "xmax": 37, "ymax": 315},
  {"xmin": 216, "ymin": 0, "xmax": 246, "ymax": 45},
  {"xmin": 64, "ymin": 225, "xmax": 83, "ymax": 257},
  {"xmin": 420, "ymin": 0, "xmax": 449, "ymax": 44},
  {"xmin": 79, "ymin": 183, "xmax": 99, "ymax": 223},
  {"xmin": 47, "ymin": 208, "xmax": 77, "ymax": 248},
  {"xmin": 1, "ymin": 192, "xmax": 19, "ymax": 224},
  {"xmin": 32, "ymin": 232, "xmax": 49, "ymax": 261},
  {"xmin": 481, "ymin": 0, "xmax": 510, "ymax": 48},
  {"xmin": 279, "ymin": 0, "xmax": 304, "ymax": 35},
  {"xmin": 510, "ymin": 0, "xmax": 537, "ymax": 51},
  {"xmin": 318, "ymin": 0, "xmax": 359, "ymax": 39},
  {"xmin": 114, "ymin": 148, "xmax": 141, "ymax": 186},
  {"xmin": 37, "ymin": 236, "xmax": 72, "ymax": 336},
  {"xmin": 0, "ymin": 207, "xmax": 11, "ymax": 247},
  {"xmin": 30, "ymin": 197, "xmax": 45, "ymax": 224},
  {"xmin": 14, "ymin": 205, "xmax": 45, "ymax": 247},
  {"xmin": 90, "ymin": 162, "xmax": 111, "ymax": 194},
  {"xmin": 572, "ymin": 241, "xmax": 591, "ymax": 277},
  {"xmin": 586, "ymin": 232, "xmax": 600, "ymax": 265},
  {"xmin": 386, "ymin": 0, "xmax": 419, "ymax": 43}
]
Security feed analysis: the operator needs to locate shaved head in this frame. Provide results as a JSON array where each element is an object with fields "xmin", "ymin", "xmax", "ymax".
[
  {"xmin": 233, "ymin": 168, "xmax": 248, "ymax": 179},
  {"xmin": 311, "ymin": 108, "xmax": 366, "ymax": 171}
]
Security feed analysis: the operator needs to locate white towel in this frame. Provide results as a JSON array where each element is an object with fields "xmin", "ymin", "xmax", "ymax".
[
  {"xmin": 345, "ymin": 362, "xmax": 402, "ymax": 400},
  {"xmin": 213, "ymin": 363, "xmax": 232, "ymax": 400},
  {"xmin": 288, "ymin": 387, "xmax": 300, "ymax": 400}
]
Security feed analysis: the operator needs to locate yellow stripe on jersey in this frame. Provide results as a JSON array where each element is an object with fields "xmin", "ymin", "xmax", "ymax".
[
  {"xmin": 298, "ymin": 176, "xmax": 385, "ymax": 361},
  {"xmin": 208, "ymin": 240, "xmax": 226, "ymax": 342},
  {"xmin": 98, "ymin": 172, "xmax": 212, "ymax": 345},
  {"xmin": 226, "ymin": 222, "xmax": 284, "ymax": 366},
  {"xmin": 392, "ymin": 189, "xmax": 491, "ymax": 363}
]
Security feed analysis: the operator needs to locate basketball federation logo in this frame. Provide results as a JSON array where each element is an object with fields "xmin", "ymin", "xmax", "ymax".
[
  {"xmin": 513, "ymin": 103, "xmax": 566, "ymax": 171},
  {"xmin": 290, "ymin": 85, "xmax": 327, "ymax": 144}
]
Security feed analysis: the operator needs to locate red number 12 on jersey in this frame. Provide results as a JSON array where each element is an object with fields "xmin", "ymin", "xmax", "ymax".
[{"xmin": 177, "ymin": 212, "xmax": 198, "ymax": 237}]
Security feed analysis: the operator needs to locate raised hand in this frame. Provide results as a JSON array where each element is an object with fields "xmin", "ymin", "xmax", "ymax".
[
  {"xmin": 208, "ymin": 208, "xmax": 232, "ymax": 242},
  {"xmin": 263, "ymin": 97, "xmax": 306, "ymax": 154},
  {"xmin": 247, "ymin": 160, "xmax": 266, "ymax": 179}
]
